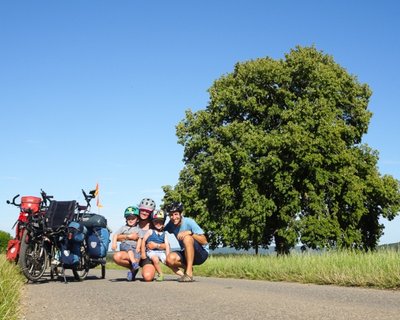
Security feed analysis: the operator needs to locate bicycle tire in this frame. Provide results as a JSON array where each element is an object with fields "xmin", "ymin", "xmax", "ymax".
[
  {"xmin": 72, "ymin": 244, "xmax": 89, "ymax": 281},
  {"xmin": 19, "ymin": 230, "xmax": 48, "ymax": 282},
  {"xmin": 101, "ymin": 264, "xmax": 106, "ymax": 279}
]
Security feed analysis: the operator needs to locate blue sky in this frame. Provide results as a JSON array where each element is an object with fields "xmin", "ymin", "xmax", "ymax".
[{"xmin": 1, "ymin": 1, "xmax": 399, "ymax": 244}]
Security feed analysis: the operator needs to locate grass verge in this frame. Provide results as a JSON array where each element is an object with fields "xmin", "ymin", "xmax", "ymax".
[
  {"xmin": 106, "ymin": 249, "xmax": 400, "ymax": 289},
  {"xmin": 0, "ymin": 254, "xmax": 25, "ymax": 320}
]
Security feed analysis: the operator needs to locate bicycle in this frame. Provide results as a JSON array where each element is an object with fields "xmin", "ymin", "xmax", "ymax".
[
  {"xmin": 70, "ymin": 189, "xmax": 109, "ymax": 280},
  {"xmin": 6, "ymin": 190, "xmax": 55, "ymax": 282}
]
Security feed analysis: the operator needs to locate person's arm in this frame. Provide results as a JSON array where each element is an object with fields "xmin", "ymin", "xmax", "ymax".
[
  {"xmin": 164, "ymin": 234, "xmax": 171, "ymax": 256},
  {"xmin": 193, "ymin": 233, "xmax": 208, "ymax": 245},
  {"xmin": 136, "ymin": 236, "xmax": 142, "ymax": 254},
  {"xmin": 177, "ymin": 218, "xmax": 208, "ymax": 245},
  {"xmin": 146, "ymin": 236, "xmax": 166, "ymax": 250},
  {"xmin": 141, "ymin": 231, "xmax": 151, "ymax": 259},
  {"xmin": 117, "ymin": 232, "xmax": 139, "ymax": 242},
  {"xmin": 111, "ymin": 233, "xmax": 119, "ymax": 251}
]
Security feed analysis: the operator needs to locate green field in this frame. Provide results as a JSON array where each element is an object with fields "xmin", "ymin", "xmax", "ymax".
[{"xmin": 107, "ymin": 249, "xmax": 400, "ymax": 289}]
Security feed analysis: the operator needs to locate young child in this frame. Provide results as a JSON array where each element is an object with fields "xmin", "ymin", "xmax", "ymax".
[
  {"xmin": 141, "ymin": 209, "xmax": 183, "ymax": 281},
  {"xmin": 111, "ymin": 206, "xmax": 141, "ymax": 281}
]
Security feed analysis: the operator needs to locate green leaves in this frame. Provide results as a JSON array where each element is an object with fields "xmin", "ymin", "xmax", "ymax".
[{"xmin": 166, "ymin": 46, "xmax": 400, "ymax": 254}]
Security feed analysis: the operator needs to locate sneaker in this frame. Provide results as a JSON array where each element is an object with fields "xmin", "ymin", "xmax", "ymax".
[
  {"xmin": 156, "ymin": 274, "xmax": 164, "ymax": 282},
  {"xmin": 131, "ymin": 262, "xmax": 140, "ymax": 270},
  {"xmin": 127, "ymin": 271, "xmax": 133, "ymax": 281},
  {"xmin": 178, "ymin": 274, "xmax": 194, "ymax": 282}
]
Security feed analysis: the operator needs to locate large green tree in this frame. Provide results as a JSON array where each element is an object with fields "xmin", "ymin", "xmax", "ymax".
[{"xmin": 164, "ymin": 46, "xmax": 400, "ymax": 254}]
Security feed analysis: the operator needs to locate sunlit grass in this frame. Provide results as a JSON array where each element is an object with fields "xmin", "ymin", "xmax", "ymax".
[
  {"xmin": 194, "ymin": 250, "xmax": 400, "ymax": 289},
  {"xmin": 105, "ymin": 249, "xmax": 400, "ymax": 289},
  {"xmin": 0, "ymin": 254, "xmax": 25, "ymax": 320}
]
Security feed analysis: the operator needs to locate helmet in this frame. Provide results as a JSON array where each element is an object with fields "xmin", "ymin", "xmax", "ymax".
[
  {"xmin": 166, "ymin": 201, "xmax": 184, "ymax": 213},
  {"xmin": 152, "ymin": 209, "xmax": 166, "ymax": 221},
  {"xmin": 124, "ymin": 206, "xmax": 139, "ymax": 218},
  {"xmin": 139, "ymin": 198, "xmax": 156, "ymax": 212}
]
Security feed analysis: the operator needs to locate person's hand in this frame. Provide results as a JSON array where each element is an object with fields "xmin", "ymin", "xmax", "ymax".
[
  {"xmin": 177, "ymin": 230, "xmax": 192, "ymax": 240},
  {"xmin": 146, "ymin": 241, "xmax": 158, "ymax": 250},
  {"xmin": 111, "ymin": 243, "xmax": 117, "ymax": 251}
]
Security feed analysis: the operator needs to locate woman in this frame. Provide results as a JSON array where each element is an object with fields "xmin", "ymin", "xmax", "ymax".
[{"xmin": 113, "ymin": 198, "xmax": 164, "ymax": 281}]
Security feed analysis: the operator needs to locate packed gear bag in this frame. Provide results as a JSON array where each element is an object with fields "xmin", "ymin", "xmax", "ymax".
[
  {"xmin": 87, "ymin": 227, "xmax": 110, "ymax": 258},
  {"xmin": 67, "ymin": 221, "xmax": 87, "ymax": 242},
  {"xmin": 60, "ymin": 240, "xmax": 82, "ymax": 266},
  {"xmin": 6, "ymin": 239, "xmax": 20, "ymax": 262},
  {"xmin": 20, "ymin": 196, "xmax": 42, "ymax": 214},
  {"xmin": 45, "ymin": 201, "xmax": 76, "ymax": 230},
  {"xmin": 60, "ymin": 221, "xmax": 86, "ymax": 267},
  {"xmin": 79, "ymin": 213, "xmax": 107, "ymax": 228}
]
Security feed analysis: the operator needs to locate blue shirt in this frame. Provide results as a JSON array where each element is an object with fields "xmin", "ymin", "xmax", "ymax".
[{"xmin": 165, "ymin": 217, "xmax": 209, "ymax": 252}]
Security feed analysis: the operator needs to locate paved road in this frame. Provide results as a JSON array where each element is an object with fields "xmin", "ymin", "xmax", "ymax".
[{"xmin": 21, "ymin": 269, "xmax": 400, "ymax": 320}]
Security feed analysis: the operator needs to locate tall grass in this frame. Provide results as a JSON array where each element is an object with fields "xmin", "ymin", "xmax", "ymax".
[
  {"xmin": 194, "ymin": 249, "xmax": 400, "ymax": 289},
  {"xmin": 0, "ymin": 254, "xmax": 25, "ymax": 320},
  {"xmin": 108, "ymin": 250, "xmax": 400, "ymax": 289}
]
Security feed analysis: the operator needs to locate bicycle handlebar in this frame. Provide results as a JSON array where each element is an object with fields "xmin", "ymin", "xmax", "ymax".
[
  {"xmin": 40, "ymin": 189, "xmax": 54, "ymax": 207},
  {"xmin": 6, "ymin": 194, "xmax": 20, "ymax": 206},
  {"xmin": 81, "ymin": 188, "xmax": 95, "ymax": 207}
]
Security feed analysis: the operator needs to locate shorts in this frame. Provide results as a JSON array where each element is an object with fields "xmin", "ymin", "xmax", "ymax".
[
  {"xmin": 176, "ymin": 240, "xmax": 208, "ymax": 266},
  {"xmin": 139, "ymin": 257, "xmax": 153, "ymax": 267},
  {"xmin": 120, "ymin": 242, "xmax": 140, "ymax": 260},
  {"xmin": 147, "ymin": 250, "xmax": 166, "ymax": 264}
]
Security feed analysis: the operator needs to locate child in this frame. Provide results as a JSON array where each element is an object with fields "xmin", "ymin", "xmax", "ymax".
[
  {"xmin": 111, "ymin": 206, "xmax": 141, "ymax": 281},
  {"xmin": 141, "ymin": 209, "xmax": 183, "ymax": 281}
]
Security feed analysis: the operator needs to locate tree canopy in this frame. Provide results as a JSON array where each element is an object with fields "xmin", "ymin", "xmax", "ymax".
[{"xmin": 163, "ymin": 46, "xmax": 400, "ymax": 254}]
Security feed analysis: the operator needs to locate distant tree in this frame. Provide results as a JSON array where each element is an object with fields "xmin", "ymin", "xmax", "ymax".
[
  {"xmin": 165, "ymin": 46, "xmax": 400, "ymax": 254},
  {"xmin": 0, "ymin": 230, "xmax": 12, "ymax": 254}
]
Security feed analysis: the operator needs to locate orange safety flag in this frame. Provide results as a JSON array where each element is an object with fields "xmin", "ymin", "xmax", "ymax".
[
  {"xmin": 94, "ymin": 183, "xmax": 103, "ymax": 208},
  {"xmin": 94, "ymin": 183, "xmax": 99, "ymax": 197},
  {"xmin": 96, "ymin": 196, "xmax": 103, "ymax": 208}
]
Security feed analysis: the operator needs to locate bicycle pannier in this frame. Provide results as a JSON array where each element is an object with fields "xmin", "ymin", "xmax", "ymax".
[
  {"xmin": 6, "ymin": 239, "xmax": 20, "ymax": 262},
  {"xmin": 87, "ymin": 227, "xmax": 110, "ymax": 258}
]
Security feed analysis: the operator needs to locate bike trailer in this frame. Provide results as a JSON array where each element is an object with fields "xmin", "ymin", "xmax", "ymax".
[
  {"xmin": 45, "ymin": 200, "xmax": 76, "ymax": 230},
  {"xmin": 87, "ymin": 227, "xmax": 110, "ymax": 258}
]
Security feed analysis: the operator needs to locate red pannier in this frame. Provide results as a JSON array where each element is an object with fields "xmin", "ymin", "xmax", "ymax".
[
  {"xmin": 6, "ymin": 239, "xmax": 21, "ymax": 262},
  {"xmin": 21, "ymin": 196, "xmax": 41, "ymax": 214}
]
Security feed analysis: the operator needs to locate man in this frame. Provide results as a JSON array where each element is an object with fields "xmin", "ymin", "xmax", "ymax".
[{"xmin": 165, "ymin": 202, "xmax": 209, "ymax": 282}]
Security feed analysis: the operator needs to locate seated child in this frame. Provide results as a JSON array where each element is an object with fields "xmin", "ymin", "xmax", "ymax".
[
  {"xmin": 141, "ymin": 209, "xmax": 183, "ymax": 281},
  {"xmin": 111, "ymin": 206, "xmax": 141, "ymax": 281}
]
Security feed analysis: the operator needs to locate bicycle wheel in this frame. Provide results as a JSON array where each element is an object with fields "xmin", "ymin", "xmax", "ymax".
[
  {"xmin": 19, "ymin": 230, "xmax": 48, "ymax": 282},
  {"xmin": 101, "ymin": 264, "xmax": 106, "ymax": 279},
  {"xmin": 72, "ymin": 245, "xmax": 89, "ymax": 281}
]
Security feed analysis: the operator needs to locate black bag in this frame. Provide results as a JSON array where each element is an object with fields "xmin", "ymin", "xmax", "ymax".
[{"xmin": 79, "ymin": 213, "xmax": 107, "ymax": 228}]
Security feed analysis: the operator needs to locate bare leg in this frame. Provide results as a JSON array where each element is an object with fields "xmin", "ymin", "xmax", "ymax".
[
  {"xmin": 113, "ymin": 251, "xmax": 131, "ymax": 269},
  {"xmin": 182, "ymin": 235, "xmax": 195, "ymax": 277},
  {"xmin": 127, "ymin": 250, "xmax": 135, "ymax": 264},
  {"xmin": 151, "ymin": 256, "xmax": 162, "ymax": 275},
  {"xmin": 166, "ymin": 252, "xmax": 185, "ymax": 276},
  {"xmin": 141, "ymin": 263, "xmax": 156, "ymax": 282}
]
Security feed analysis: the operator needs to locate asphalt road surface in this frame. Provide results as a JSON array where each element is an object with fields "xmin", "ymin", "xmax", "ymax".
[{"xmin": 21, "ymin": 269, "xmax": 400, "ymax": 320}]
